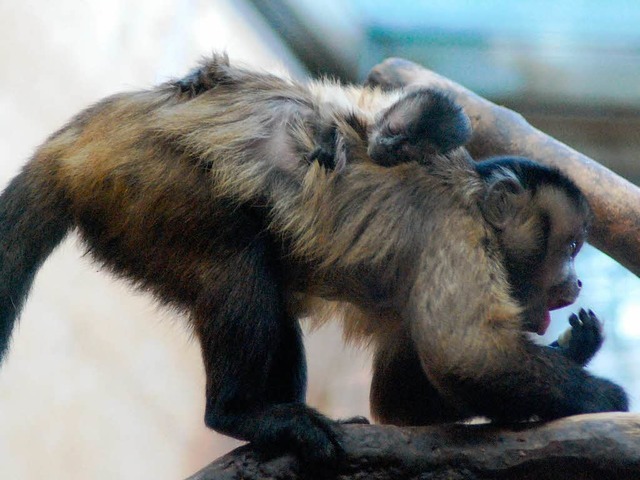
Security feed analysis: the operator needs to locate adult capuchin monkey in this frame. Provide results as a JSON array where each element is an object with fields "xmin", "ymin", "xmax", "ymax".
[{"xmin": 0, "ymin": 54, "xmax": 627, "ymax": 467}]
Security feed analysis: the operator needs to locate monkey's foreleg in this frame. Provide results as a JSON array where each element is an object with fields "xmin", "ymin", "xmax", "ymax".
[
  {"xmin": 406, "ymin": 261, "xmax": 628, "ymax": 422},
  {"xmin": 371, "ymin": 312, "xmax": 609, "ymax": 426},
  {"xmin": 409, "ymin": 312, "xmax": 627, "ymax": 421}
]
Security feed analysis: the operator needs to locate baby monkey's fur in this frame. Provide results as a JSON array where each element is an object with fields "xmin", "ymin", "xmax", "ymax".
[{"xmin": 0, "ymin": 54, "xmax": 627, "ymax": 466}]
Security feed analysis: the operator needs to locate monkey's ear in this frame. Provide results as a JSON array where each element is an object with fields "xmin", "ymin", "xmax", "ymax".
[
  {"xmin": 368, "ymin": 89, "xmax": 472, "ymax": 166},
  {"xmin": 481, "ymin": 172, "xmax": 529, "ymax": 229}
]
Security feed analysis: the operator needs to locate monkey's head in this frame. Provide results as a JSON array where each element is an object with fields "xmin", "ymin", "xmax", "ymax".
[
  {"xmin": 476, "ymin": 157, "xmax": 591, "ymax": 336},
  {"xmin": 367, "ymin": 88, "xmax": 472, "ymax": 166}
]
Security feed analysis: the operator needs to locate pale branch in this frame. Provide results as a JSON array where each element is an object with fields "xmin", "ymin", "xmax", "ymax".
[
  {"xmin": 365, "ymin": 58, "xmax": 640, "ymax": 277},
  {"xmin": 186, "ymin": 413, "xmax": 640, "ymax": 479}
]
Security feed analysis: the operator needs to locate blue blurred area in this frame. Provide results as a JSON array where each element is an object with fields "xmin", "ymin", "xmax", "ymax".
[
  {"xmin": 346, "ymin": 1, "xmax": 640, "ymax": 108},
  {"xmin": 351, "ymin": 0, "xmax": 640, "ymax": 38}
]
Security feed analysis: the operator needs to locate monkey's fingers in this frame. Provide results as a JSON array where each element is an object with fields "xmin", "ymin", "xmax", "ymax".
[
  {"xmin": 578, "ymin": 308, "xmax": 605, "ymax": 340},
  {"xmin": 569, "ymin": 313, "xmax": 581, "ymax": 329}
]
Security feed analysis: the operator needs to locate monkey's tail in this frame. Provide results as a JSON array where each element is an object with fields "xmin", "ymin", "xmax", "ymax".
[{"xmin": 0, "ymin": 163, "xmax": 72, "ymax": 361}]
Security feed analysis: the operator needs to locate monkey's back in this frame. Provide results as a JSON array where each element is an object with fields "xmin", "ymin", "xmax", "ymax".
[
  {"xmin": 27, "ymin": 58, "xmax": 493, "ymax": 328},
  {"xmin": 28, "ymin": 74, "xmax": 301, "ymax": 309},
  {"xmin": 25, "ymin": 60, "xmax": 393, "ymax": 308}
]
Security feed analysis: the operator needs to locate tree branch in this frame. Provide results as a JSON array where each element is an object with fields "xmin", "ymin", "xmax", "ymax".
[
  {"xmin": 365, "ymin": 58, "xmax": 640, "ymax": 277},
  {"xmin": 187, "ymin": 413, "xmax": 640, "ymax": 479}
]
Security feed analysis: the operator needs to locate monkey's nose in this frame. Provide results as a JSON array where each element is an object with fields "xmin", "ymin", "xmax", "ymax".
[{"xmin": 577, "ymin": 279, "xmax": 582, "ymax": 289}]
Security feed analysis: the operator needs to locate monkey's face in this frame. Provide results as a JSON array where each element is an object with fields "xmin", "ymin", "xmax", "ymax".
[
  {"xmin": 519, "ymin": 241, "xmax": 584, "ymax": 336},
  {"xmin": 501, "ymin": 185, "xmax": 589, "ymax": 336},
  {"xmin": 476, "ymin": 157, "xmax": 591, "ymax": 336}
]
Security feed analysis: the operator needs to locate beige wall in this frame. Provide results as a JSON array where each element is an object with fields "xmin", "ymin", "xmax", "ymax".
[{"xmin": 0, "ymin": 1, "xmax": 370, "ymax": 478}]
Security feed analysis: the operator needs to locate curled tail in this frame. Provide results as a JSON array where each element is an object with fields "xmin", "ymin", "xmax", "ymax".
[{"xmin": 0, "ymin": 162, "xmax": 72, "ymax": 361}]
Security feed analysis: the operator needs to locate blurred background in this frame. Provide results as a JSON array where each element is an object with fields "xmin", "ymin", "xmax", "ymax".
[{"xmin": 1, "ymin": 1, "xmax": 639, "ymax": 478}]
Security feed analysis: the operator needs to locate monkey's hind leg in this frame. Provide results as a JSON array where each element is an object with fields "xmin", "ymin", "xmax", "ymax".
[
  {"xmin": 370, "ymin": 328, "xmax": 466, "ymax": 426},
  {"xmin": 194, "ymin": 239, "xmax": 342, "ymax": 466}
]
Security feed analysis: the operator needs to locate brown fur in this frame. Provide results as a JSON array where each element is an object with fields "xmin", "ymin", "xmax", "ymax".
[{"xmin": 0, "ymin": 54, "xmax": 627, "ymax": 465}]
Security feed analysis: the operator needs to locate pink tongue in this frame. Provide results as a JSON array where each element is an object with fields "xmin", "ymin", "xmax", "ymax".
[{"xmin": 538, "ymin": 311, "xmax": 551, "ymax": 335}]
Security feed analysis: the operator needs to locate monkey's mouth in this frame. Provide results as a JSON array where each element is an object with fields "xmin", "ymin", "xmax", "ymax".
[
  {"xmin": 535, "ymin": 299, "xmax": 575, "ymax": 336},
  {"xmin": 527, "ymin": 302, "xmax": 570, "ymax": 336},
  {"xmin": 538, "ymin": 311, "xmax": 552, "ymax": 336},
  {"xmin": 523, "ymin": 309, "xmax": 551, "ymax": 336}
]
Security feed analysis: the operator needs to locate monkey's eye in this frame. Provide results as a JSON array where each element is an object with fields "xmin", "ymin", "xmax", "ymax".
[{"xmin": 569, "ymin": 240, "xmax": 579, "ymax": 257}]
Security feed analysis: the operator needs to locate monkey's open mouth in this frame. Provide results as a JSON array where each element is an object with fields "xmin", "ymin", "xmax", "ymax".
[
  {"xmin": 538, "ymin": 311, "xmax": 552, "ymax": 336},
  {"xmin": 524, "ymin": 309, "xmax": 552, "ymax": 336},
  {"xmin": 536, "ymin": 299, "xmax": 575, "ymax": 336}
]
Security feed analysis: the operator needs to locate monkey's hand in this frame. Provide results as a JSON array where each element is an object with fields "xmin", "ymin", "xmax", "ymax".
[
  {"xmin": 307, "ymin": 145, "xmax": 337, "ymax": 170},
  {"xmin": 550, "ymin": 308, "xmax": 604, "ymax": 367},
  {"xmin": 307, "ymin": 125, "xmax": 340, "ymax": 170}
]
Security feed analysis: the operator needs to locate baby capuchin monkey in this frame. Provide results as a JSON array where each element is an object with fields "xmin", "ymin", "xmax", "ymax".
[{"xmin": 0, "ymin": 54, "xmax": 627, "ymax": 468}]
